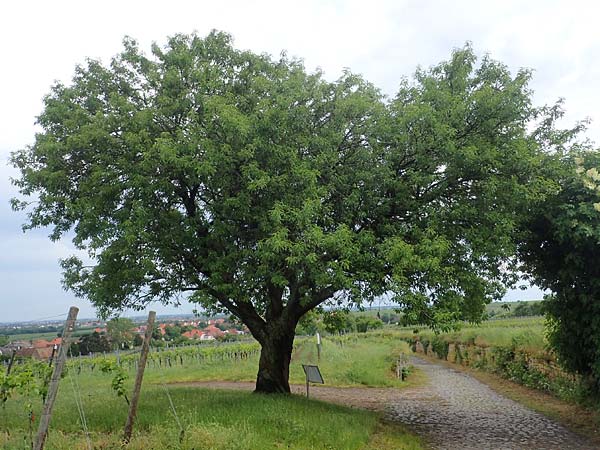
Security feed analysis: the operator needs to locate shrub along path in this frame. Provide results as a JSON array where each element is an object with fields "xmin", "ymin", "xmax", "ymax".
[{"xmin": 387, "ymin": 356, "xmax": 594, "ymax": 449}]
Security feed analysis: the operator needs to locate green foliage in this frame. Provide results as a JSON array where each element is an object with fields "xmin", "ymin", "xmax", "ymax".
[
  {"xmin": 70, "ymin": 331, "xmax": 111, "ymax": 355},
  {"xmin": 164, "ymin": 325, "xmax": 183, "ymax": 339},
  {"xmin": 512, "ymin": 301, "xmax": 544, "ymax": 317},
  {"xmin": 519, "ymin": 150, "xmax": 600, "ymax": 393},
  {"xmin": 11, "ymin": 31, "xmax": 573, "ymax": 390},
  {"xmin": 322, "ymin": 310, "xmax": 353, "ymax": 334},
  {"xmin": 488, "ymin": 339, "xmax": 589, "ymax": 402},
  {"xmin": 99, "ymin": 359, "xmax": 130, "ymax": 404},
  {"xmin": 486, "ymin": 301, "xmax": 545, "ymax": 319},
  {"xmin": 379, "ymin": 310, "xmax": 400, "ymax": 324},
  {"xmin": 1, "ymin": 359, "xmax": 52, "ymax": 416},
  {"xmin": 11, "ymin": 33, "xmax": 549, "ymax": 327},
  {"xmin": 354, "ymin": 316, "xmax": 384, "ymax": 333},
  {"xmin": 133, "ymin": 334, "xmax": 143, "ymax": 347},
  {"xmin": 106, "ymin": 317, "xmax": 135, "ymax": 350},
  {"xmin": 295, "ymin": 310, "xmax": 319, "ymax": 335},
  {"xmin": 430, "ymin": 336, "xmax": 449, "ymax": 360},
  {"xmin": 320, "ymin": 310, "xmax": 384, "ymax": 334}
]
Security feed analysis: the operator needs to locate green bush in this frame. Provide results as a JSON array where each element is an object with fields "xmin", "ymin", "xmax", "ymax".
[{"xmin": 430, "ymin": 336, "xmax": 449, "ymax": 360}]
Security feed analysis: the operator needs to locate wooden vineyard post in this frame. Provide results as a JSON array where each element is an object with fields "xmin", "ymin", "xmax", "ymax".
[
  {"xmin": 6, "ymin": 348, "xmax": 17, "ymax": 376},
  {"xmin": 306, "ymin": 376, "xmax": 310, "ymax": 399},
  {"xmin": 34, "ymin": 306, "xmax": 79, "ymax": 450},
  {"xmin": 123, "ymin": 311, "xmax": 156, "ymax": 444}
]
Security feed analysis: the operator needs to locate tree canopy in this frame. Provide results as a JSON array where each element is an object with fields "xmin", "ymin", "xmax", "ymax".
[
  {"xmin": 519, "ymin": 148, "xmax": 600, "ymax": 392},
  {"xmin": 12, "ymin": 31, "xmax": 557, "ymax": 392},
  {"xmin": 106, "ymin": 317, "xmax": 135, "ymax": 350},
  {"xmin": 70, "ymin": 331, "xmax": 111, "ymax": 355}
]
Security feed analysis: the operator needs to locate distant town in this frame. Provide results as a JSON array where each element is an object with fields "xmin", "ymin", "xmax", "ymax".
[{"xmin": 0, "ymin": 314, "xmax": 248, "ymax": 361}]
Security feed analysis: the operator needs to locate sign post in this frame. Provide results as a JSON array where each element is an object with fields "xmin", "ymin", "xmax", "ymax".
[
  {"xmin": 316, "ymin": 332, "xmax": 322, "ymax": 362},
  {"xmin": 302, "ymin": 364, "xmax": 324, "ymax": 399}
]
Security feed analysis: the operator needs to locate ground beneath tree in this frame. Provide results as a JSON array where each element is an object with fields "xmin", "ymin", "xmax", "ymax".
[
  {"xmin": 169, "ymin": 380, "xmax": 403, "ymax": 411},
  {"xmin": 170, "ymin": 356, "xmax": 596, "ymax": 449}
]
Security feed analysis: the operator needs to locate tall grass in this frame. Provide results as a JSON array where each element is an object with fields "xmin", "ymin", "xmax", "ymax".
[
  {"xmin": 0, "ymin": 385, "xmax": 380, "ymax": 449},
  {"xmin": 394, "ymin": 317, "xmax": 547, "ymax": 355}
]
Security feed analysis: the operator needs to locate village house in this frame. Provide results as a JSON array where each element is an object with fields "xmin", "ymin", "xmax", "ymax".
[
  {"xmin": 182, "ymin": 329, "xmax": 207, "ymax": 340},
  {"xmin": 17, "ymin": 346, "xmax": 55, "ymax": 360},
  {"xmin": 226, "ymin": 329, "xmax": 245, "ymax": 335}
]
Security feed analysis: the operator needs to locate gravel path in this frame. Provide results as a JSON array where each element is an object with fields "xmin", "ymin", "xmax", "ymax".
[{"xmin": 387, "ymin": 356, "xmax": 594, "ymax": 450}]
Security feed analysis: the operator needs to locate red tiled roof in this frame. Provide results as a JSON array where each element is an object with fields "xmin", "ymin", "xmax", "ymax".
[
  {"xmin": 203, "ymin": 326, "xmax": 224, "ymax": 337},
  {"xmin": 32, "ymin": 339, "xmax": 52, "ymax": 349},
  {"xmin": 183, "ymin": 329, "xmax": 205, "ymax": 339}
]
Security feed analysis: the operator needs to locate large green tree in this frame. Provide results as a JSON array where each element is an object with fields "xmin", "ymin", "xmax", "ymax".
[
  {"xmin": 518, "ymin": 148, "xmax": 600, "ymax": 392},
  {"xmin": 12, "ymin": 32, "xmax": 547, "ymax": 392}
]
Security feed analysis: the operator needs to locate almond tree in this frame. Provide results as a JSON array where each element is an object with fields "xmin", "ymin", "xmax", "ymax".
[{"xmin": 12, "ymin": 32, "xmax": 547, "ymax": 393}]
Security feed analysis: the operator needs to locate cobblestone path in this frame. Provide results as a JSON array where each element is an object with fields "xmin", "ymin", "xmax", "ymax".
[{"xmin": 387, "ymin": 357, "xmax": 594, "ymax": 450}]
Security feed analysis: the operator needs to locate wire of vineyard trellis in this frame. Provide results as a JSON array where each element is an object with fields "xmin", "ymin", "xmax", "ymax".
[
  {"xmin": 151, "ymin": 346, "xmax": 185, "ymax": 443},
  {"xmin": 161, "ymin": 383, "xmax": 185, "ymax": 442},
  {"xmin": 68, "ymin": 349, "xmax": 92, "ymax": 450}
]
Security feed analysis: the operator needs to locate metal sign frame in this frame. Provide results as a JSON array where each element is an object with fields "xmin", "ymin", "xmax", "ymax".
[
  {"xmin": 302, "ymin": 364, "xmax": 324, "ymax": 399},
  {"xmin": 302, "ymin": 364, "xmax": 324, "ymax": 384}
]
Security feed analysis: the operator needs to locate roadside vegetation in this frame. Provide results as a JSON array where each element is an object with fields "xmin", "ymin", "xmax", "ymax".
[
  {"xmin": 392, "ymin": 317, "xmax": 598, "ymax": 406},
  {"xmin": 396, "ymin": 316, "xmax": 546, "ymax": 353}
]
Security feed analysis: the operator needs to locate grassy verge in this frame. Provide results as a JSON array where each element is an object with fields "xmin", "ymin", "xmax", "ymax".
[
  {"xmin": 363, "ymin": 421, "xmax": 425, "ymax": 450},
  {"xmin": 0, "ymin": 387, "xmax": 376, "ymax": 449},
  {"xmin": 394, "ymin": 317, "xmax": 546, "ymax": 353},
  {"xmin": 390, "ymin": 318, "xmax": 591, "ymax": 403}
]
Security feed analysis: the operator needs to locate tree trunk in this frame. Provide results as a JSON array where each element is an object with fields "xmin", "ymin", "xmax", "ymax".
[{"xmin": 254, "ymin": 328, "xmax": 295, "ymax": 394}]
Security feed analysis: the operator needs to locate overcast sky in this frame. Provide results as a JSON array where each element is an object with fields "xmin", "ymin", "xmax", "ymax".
[{"xmin": 1, "ymin": 0, "xmax": 598, "ymax": 322}]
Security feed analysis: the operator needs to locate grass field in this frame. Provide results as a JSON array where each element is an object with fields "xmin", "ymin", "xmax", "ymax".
[
  {"xmin": 393, "ymin": 316, "xmax": 547, "ymax": 355},
  {"xmin": 143, "ymin": 335, "xmax": 416, "ymax": 389},
  {"xmin": 0, "ymin": 335, "xmax": 423, "ymax": 450},
  {"xmin": 4, "ymin": 327, "xmax": 97, "ymax": 342},
  {"xmin": 3, "ymin": 331, "xmax": 62, "ymax": 341}
]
